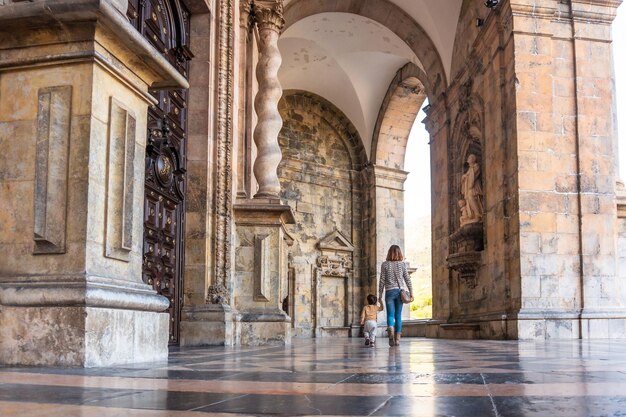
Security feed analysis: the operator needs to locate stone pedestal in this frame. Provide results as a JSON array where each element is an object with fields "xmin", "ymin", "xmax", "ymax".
[
  {"xmin": 180, "ymin": 304, "xmax": 235, "ymax": 346},
  {"xmin": 0, "ymin": 0, "xmax": 187, "ymax": 366},
  {"xmin": 447, "ymin": 223, "xmax": 484, "ymax": 289},
  {"xmin": 232, "ymin": 199, "xmax": 295, "ymax": 345}
]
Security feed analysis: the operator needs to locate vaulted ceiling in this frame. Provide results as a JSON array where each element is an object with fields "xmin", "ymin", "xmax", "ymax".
[{"xmin": 279, "ymin": 0, "xmax": 463, "ymax": 157}]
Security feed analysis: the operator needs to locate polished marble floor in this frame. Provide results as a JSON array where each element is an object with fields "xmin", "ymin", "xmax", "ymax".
[{"xmin": 1, "ymin": 338, "xmax": 626, "ymax": 416}]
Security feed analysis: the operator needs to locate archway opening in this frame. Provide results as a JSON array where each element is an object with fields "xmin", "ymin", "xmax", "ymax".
[
  {"xmin": 404, "ymin": 103, "xmax": 433, "ymax": 319},
  {"xmin": 278, "ymin": 0, "xmax": 451, "ymax": 337}
]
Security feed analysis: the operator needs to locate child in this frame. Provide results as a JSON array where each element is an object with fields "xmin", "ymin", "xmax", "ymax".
[{"xmin": 360, "ymin": 294, "xmax": 384, "ymax": 347}]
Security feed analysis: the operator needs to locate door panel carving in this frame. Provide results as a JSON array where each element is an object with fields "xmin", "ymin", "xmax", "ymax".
[{"xmin": 128, "ymin": 0, "xmax": 191, "ymax": 344}]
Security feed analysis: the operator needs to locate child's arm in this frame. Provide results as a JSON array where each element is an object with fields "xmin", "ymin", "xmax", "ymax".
[
  {"xmin": 360, "ymin": 307, "xmax": 365, "ymax": 325},
  {"xmin": 378, "ymin": 302, "xmax": 384, "ymax": 312}
]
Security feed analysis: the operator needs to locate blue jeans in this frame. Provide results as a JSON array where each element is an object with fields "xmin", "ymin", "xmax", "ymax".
[{"xmin": 385, "ymin": 288, "xmax": 403, "ymax": 333}]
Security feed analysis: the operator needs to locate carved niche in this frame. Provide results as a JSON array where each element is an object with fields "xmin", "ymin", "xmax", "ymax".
[
  {"xmin": 447, "ymin": 81, "xmax": 485, "ymax": 289},
  {"xmin": 312, "ymin": 230, "xmax": 354, "ymax": 336}
]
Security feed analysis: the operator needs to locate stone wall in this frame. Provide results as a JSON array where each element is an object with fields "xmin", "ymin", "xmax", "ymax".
[
  {"xmin": 277, "ymin": 92, "xmax": 367, "ymax": 337},
  {"xmin": 426, "ymin": 0, "xmax": 518, "ymax": 338},
  {"xmin": 425, "ymin": 0, "xmax": 626, "ymax": 339},
  {"xmin": 0, "ymin": 1, "xmax": 185, "ymax": 365}
]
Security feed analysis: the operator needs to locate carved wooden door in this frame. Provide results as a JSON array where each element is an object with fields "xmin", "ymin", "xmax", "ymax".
[{"xmin": 127, "ymin": 0, "xmax": 192, "ymax": 344}]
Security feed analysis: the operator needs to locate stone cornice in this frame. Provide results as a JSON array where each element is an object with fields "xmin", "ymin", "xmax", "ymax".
[
  {"xmin": 0, "ymin": 274, "xmax": 170, "ymax": 312},
  {"xmin": 233, "ymin": 199, "xmax": 296, "ymax": 225},
  {"xmin": 506, "ymin": 0, "xmax": 621, "ymax": 25},
  {"xmin": 372, "ymin": 164, "xmax": 409, "ymax": 191},
  {"xmin": 507, "ymin": 0, "xmax": 558, "ymax": 18},
  {"xmin": 571, "ymin": 0, "xmax": 622, "ymax": 23},
  {"xmin": 0, "ymin": 0, "xmax": 188, "ymax": 89},
  {"xmin": 252, "ymin": 0, "xmax": 284, "ymax": 33}
]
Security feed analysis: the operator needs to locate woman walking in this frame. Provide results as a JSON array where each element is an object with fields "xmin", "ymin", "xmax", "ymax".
[{"xmin": 378, "ymin": 245, "xmax": 413, "ymax": 346}]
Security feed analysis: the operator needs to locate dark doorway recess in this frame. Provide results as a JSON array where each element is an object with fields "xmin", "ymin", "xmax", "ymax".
[{"xmin": 127, "ymin": 0, "xmax": 192, "ymax": 344}]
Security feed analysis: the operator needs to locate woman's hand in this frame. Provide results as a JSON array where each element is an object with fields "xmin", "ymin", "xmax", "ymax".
[{"xmin": 410, "ymin": 296, "xmax": 414, "ymax": 302}]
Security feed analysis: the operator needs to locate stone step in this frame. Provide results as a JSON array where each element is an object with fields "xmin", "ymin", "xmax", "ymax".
[{"xmin": 439, "ymin": 322, "xmax": 481, "ymax": 339}]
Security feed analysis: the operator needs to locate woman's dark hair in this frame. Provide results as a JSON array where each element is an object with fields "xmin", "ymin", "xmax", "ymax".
[
  {"xmin": 386, "ymin": 245, "xmax": 404, "ymax": 261},
  {"xmin": 366, "ymin": 294, "xmax": 377, "ymax": 305}
]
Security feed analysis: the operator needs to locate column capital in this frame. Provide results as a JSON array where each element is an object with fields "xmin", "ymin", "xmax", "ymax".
[
  {"xmin": 240, "ymin": 0, "xmax": 253, "ymax": 30},
  {"xmin": 252, "ymin": 0, "xmax": 285, "ymax": 33}
]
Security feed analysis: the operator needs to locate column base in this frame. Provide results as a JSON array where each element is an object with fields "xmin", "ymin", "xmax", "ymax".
[
  {"xmin": 179, "ymin": 304, "xmax": 235, "ymax": 346},
  {"xmin": 236, "ymin": 311, "xmax": 291, "ymax": 346},
  {"xmin": 580, "ymin": 308, "xmax": 626, "ymax": 339},
  {"xmin": 517, "ymin": 309, "xmax": 626, "ymax": 339},
  {"xmin": 0, "ymin": 306, "xmax": 168, "ymax": 367}
]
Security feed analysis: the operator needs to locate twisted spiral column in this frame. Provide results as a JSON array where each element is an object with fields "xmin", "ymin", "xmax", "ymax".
[{"xmin": 251, "ymin": 0, "xmax": 284, "ymax": 198}]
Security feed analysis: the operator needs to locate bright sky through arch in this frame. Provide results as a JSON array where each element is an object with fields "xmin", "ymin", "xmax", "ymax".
[{"xmin": 404, "ymin": 5, "xmax": 626, "ymax": 225}]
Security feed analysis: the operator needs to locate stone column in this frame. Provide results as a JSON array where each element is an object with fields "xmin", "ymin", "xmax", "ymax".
[
  {"xmin": 570, "ymin": 0, "xmax": 625, "ymax": 338},
  {"xmin": 421, "ymin": 99, "xmax": 451, "ymax": 338},
  {"xmin": 368, "ymin": 165, "xmax": 408, "ymax": 296},
  {"xmin": 371, "ymin": 165, "xmax": 408, "ymax": 271},
  {"xmin": 236, "ymin": 0, "xmax": 253, "ymax": 199},
  {"xmin": 178, "ymin": 6, "xmax": 234, "ymax": 347},
  {"xmin": 509, "ymin": 0, "xmax": 626, "ymax": 339},
  {"xmin": 251, "ymin": 0, "xmax": 284, "ymax": 198},
  {"xmin": 0, "ymin": 0, "xmax": 187, "ymax": 366}
]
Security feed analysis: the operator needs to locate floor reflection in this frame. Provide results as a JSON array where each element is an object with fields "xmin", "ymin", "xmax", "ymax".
[{"xmin": 1, "ymin": 338, "xmax": 626, "ymax": 416}]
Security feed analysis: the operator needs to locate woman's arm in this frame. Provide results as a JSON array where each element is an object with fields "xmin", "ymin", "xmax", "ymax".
[
  {"xmin": 378, "ymin": 262, "xmax": 386, "ymax": 299},
  {"xmin": 403, "ymin": 263, "xmax": 413, "ymax": 296}
]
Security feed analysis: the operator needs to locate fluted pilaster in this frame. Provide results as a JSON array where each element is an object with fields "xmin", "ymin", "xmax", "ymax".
[{"xmin": 251, "ymin": 0, "xmax": 284, "ymax": 198}]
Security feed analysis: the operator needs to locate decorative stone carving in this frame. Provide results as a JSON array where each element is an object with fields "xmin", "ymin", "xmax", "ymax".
[
  {"xmin": 448, "ymin": 86, "xmax": 485, "ymax": 289},
  {"xmin": 448, "ymin": 222, "xmax": 484, "ymax": 288},
  {"xmin": 252, "ymin": 0, "xmax": 284, "ymax": 32},
  {"xmin": 240, "ymin": 0, "xmax": 253, "ymax": 30},
  {"xmin": 316, "ymin": 230, "xmax": 355, "ymax": 277},
  {"xmin": 458, "ymin": 78, "xmax": 473, "ymax": 113},
  {"xmin": 251, "ymin": 0, "xmax": 284, "ymax": 198},
  {"xmin": 318, "ymin": 229, "xmax": 355, "ymax": 252},
  {"xmin": 215, "ymin": 0, "xmax": 235, "ymax": 286},
  {"xmin": 459, "ymin": 154, "xmax": 483, "ymax": 226},
  {"xmin": 313, "ymin": 230, "xmax": 354, "ymax": 336},
  {"xmin": 317, "ymin": 255, "xmax": 353, "ymax": 277},
  {"xmin": 207, "ymin": 283, "xmax": 231, "ymax": 305}
]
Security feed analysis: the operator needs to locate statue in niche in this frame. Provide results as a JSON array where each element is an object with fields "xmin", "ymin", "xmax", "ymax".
[
  {"xmin": 458, "ymin": 200, "xmax": 471, "ymax": 227},
  {"xmin": 459, "ymin": 154, "xmax": 484, "ymax": 226}
]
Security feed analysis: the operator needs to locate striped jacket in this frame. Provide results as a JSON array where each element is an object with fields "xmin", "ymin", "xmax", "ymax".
[{"xmin": 378, "ymin": 261, "xmax": 413, "ymax": 298}]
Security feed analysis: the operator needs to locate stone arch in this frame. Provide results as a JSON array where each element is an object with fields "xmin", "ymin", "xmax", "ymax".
[
  {"xmin": 371, "ymin": 63, "xmax": 428, "ymax": 169},
  {"xmin": 279, "ymin": 90, "xmax": 368, "ymax": 171},
  {"xmin": 277, "ymin": 91, "xmax": 367, "ymax": 337},
  {"xmin": 283, "ymin": 0, "xmax": 447, "ymax": 101},
  {"xmin": 450, "ymin": 0, "xmax": 489, "ymax": 81}
]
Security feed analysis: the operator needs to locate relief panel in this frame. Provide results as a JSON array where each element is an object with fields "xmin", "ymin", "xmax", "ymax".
[
  {"xmin": 105, "ymin": 98, "xmax": 137, "ymax": 261},
  {"xmin": 254, "ymin": 233, "xmax": 271, "ymax": 302},
  {"xmin": 33, "ymin": 85, "xmax": 72, "ymax": 254}
]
